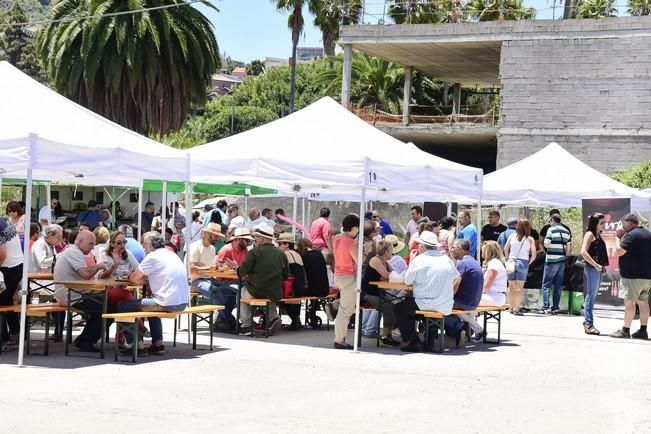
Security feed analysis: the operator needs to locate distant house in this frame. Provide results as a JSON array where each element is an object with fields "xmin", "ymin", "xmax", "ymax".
[
  {"xmin": 296, "ymin": 47, "xmax": 324, "ymax": 61},
  {"xmin": 210, "ymin": 72, "xmax": 242, "ymax": 95},
  {"xmin": 231, "ymin": 67, "xmax": 246, "ymax": 80}
]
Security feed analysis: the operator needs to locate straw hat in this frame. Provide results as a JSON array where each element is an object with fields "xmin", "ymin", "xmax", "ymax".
[
  {"xmin": 231, "ymin": 227, "xmax": 254, "ymax": 241},
  {"xmin": 203, "ymin": 223, "xmax": 225, "ymax": 239},
  {"xmin": 384, "ymin": 234, "xmax": 406, "ymax": 254},
  {"xmin": 416, "ymin": 231, "xmax": 439, "ymax": 248},
  {"xmin": 277, "ymin": 232, "xmax": 295, "ymax": 245},
  {"xmin": 254, "ymin": 225, "xmax": 275, "ymax": 240}
]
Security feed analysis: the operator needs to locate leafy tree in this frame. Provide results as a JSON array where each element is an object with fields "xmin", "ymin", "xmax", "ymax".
[
  {"xmin": 574, "ymin": 0, "xmax": 617, "ymax": 18},
  {"xmin": 36, "ymin": 0, "xmax": 220, "ymax": 135},
  {"xmin": 611, "ymin": 161, "xmax": 651, "ymax": 188},
  {"xmin": 628, "ymin": 0, "xmax": 651, "ymax": 15},
  {"xmin": 245, "ymin": 59, "xmax": 265, "ymax": 76},
  {"xmin": 273, "ymin": 0, "xmax": 306, "ymax": 113},
  {"xmin": 309, "ymin": 0, "xmax": 362, "ymax": 56},
  {"xmin": 387, "ymin": 0, "xmax": 443, "ymax": 24},
  {"xmin": 0, "ymin": 1, "xmax": 46, "ymax": 81},
  {"xmin": 464, "ymin": 0, "xmax": 535, "ymax": 21}
]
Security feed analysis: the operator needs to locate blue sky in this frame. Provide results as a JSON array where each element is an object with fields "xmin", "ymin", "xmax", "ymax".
[{"xmin": 197, "ymin": 0, "xmax": 624, "ymax": 63}]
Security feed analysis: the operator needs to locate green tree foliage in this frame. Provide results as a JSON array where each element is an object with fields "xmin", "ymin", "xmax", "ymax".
[
  {"xmin": 628, "ymin": 0, "xmax": 651, "ymax": 15},
  {"xmin": 387, "ymin": 0, "xmax": 443, "ymax": 23},
  {"xmin": 245, "ymin": 59, "xmax": 265, "ymax": 76},
  {"xmin": 36, "ymin": 0, "xmax": 220, "ymax": 135},
  {"xmin": 611, "ymin": 161, "xmax": 651, "ymax": 188},
  {"xmin": 464, "ymin": 0, "xmax": 535, "ymax": 21},
  {"xmin": 574, "ymin": 0, "xmax": 617, "ymax": 18},
  {"xmin": 273, "ymin": 0, "xmax": 306, "ymax": 113},
  {"xmin": 309, "ymin": 0, "xmax": 362, "ymax": 56},
  {"xmin": 0, "ymin": 1, "xmax": 46, "ymax": 81}
]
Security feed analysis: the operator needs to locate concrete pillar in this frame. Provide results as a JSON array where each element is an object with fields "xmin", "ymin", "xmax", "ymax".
[
  {"xmin": 452, "ymin": 83, "xmax": 462, "ymax": 114},
  {"xmin": 402, "ymin": 66, "xmax": 412, "ymax": 125},
  {"xmin": 341, "ymin": 44, "xmax": 353, "ymax": 106}
]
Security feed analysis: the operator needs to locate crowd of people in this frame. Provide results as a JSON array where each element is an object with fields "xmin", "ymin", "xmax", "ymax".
[{"xmin": 0, "ymin": 196, "xmax": 649, "ymax": 356}]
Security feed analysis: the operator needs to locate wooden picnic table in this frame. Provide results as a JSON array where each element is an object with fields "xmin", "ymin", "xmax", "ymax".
[
  {"xmin": 189, "ymin": 268, "xmax": 238, "ymax": 281},
  {"xmin": 53, "ymin": 278, "xmax": 145, "ymax": 358},
  {"xmin": 369, "ymin": 281, "xmax": 413, "ymax": 291}
]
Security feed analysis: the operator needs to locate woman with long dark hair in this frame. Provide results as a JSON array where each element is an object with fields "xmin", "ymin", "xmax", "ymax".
[
  {"xmin": 580, "ymin": 213, "xmax": 608, "ymax": 335},
  {"xmin": 0, "ymin": 218, "xmax": 23, "ymax": 346}
]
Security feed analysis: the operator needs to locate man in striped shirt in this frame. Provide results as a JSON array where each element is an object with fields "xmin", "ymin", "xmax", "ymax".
[{"xmin": 539, "ymin": 214, "xmax": 572, "ymax": 315}]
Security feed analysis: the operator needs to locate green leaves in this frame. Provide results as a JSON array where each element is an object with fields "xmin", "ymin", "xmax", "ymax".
[
  {"xmin": 611, "ymin": 161, "xmax": 651, "ymax": 188},
  {"xmin": 36, "ymin": 0, "xmax": 220, "ymax": 134}
]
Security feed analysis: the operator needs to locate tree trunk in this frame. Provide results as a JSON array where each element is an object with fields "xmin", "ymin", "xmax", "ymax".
[
  {"xmin": 290, "ymin": 35, "xmax": 298, "ymax": 114},
  {"xmin": 323, "ymin": 30, "xmax": 336, "ymax": 57},
  {"xmin": 563, "ymin": 0, "xmax": 573, "ymax": 18}
]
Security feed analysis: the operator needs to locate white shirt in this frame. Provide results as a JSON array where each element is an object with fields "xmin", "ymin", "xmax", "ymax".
[
  {"xmin": 189, "ymin": 240, "xmax": 216, "ymax": 267},
  {"xmin": 139, "ymin": 248, "xmax": 189, "ymax": 306},
  {"xmin": 406, "ymin": 219, "xmax": 418, "ymax": 241},
  {"xmin": 1, "ymin": 235, "xmax": 23, "ymax": 268},
  {"xmin": 92, "ymin": 243, "xmax": 108, "ymax": 261},
  {"xmin": 486, "ymin": 258, "xmax": 508, "ymax": 295},
  {"xmin": 98, "ymin": 250, "xmax": 139, "ymax": 278},
  {"xmin": 30, "ymin": 237, "xmax": 55, "ymax": 273},
  {"xmin": 38, "ymin": 205, "xmax": 52, "ymax": 223},
  {"xmin": 404, "ymin": 250, "xmax": 458, "ymax": 314},
  {"xmin": 248, "ymin": 216, "xmax": 275, "ymax": 231},
  {"xmin": 228, "ymin": 215, "xmax": 245, "ymax": 230},
  {"xmin": 508, "ymin": 235, "xmax": 532, "ymax": 261}
]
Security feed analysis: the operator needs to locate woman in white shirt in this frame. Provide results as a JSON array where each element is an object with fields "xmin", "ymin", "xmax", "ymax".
[
  {"xmin": 504, "ymin": 219, "xmax": 536, "ymax": 315},
  {"xmin": 0, "ymin": 218, "xmax": 24, "ymax": 344},
  {"xmin": 480, "ymin": 241, "xmax": 508, "ymax": 306}
]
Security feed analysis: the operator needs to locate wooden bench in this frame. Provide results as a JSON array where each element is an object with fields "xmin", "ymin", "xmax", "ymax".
[
  {"xmin": 102, "ymin": 304, "xmax": 224, "ymax": 362},
  {"xmin": 0, "ymin": 303, "xmax": 69, "ymax": 356},
  {"xmin": 415, "ymin": 305, "xmax": 510, "ymax": 353}
]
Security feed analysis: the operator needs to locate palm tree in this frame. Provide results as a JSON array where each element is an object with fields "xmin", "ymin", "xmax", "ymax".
[
  {"xmin": 574, "ymin": 0, "xmax": 617, "ymax": 17},
  {"xmin": 464, "ymin": 0, "xmax": 535, "ymax": 21},
  {"xmin": 273, "ymin": 0, "xmax": 305, "ymax": 113},
  {"xmin": 316, "ymin": 51, "xmax": 405, "ymax": 114},
  {"xmin": 309, "ymin": 0, "xmax": 362, "ymax": 56},
  {"xmin": 387, "ymin": 0, "xmax": 444, "ymax": 24},
  {"xmin": 36, "ymin": 0, "xmax": 220, "ymax": 135},
  {"xmin": 628, "ymin": 0, "xmax": 650, "ymax": 14}
]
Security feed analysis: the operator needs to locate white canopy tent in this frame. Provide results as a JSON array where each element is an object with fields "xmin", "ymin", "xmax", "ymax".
[
  {"xmin": 0, "ymin": 61, "xmax": 192, "ymax": 366},
  {"xmin": 482, "ymin": 142, "xmax": 636, "ymax": 207},
  {"xmin": 632, "ymin": 188, "xmax": 651, "ymax": 212},
  {"xmin": 189, "ymin": 96, "xmax": 483, "ymax": 351}
]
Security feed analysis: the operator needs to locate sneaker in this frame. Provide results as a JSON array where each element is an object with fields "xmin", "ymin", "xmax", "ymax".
[
  {"xmin": 362, "ymin": 332, "xmax": 379, "ymax": 339},
  {"xmin": 333, "ymin": 341, "xmax": 353, "ymax": 349},
  {"xmin": 324, "ymin": 303, "xmax": 336, "ymax": 322},
  {"xmin": 238, "ymin": 327, "xmax": 253, "ymax": 337},
  {"xmin": 550, "ymin": 308, "xmax": 560, "ymax": 315},
  {"xmin": 455, "ymin": 328, "xmax": 467, "ymax": 347},
  {"xmin": 400, "ymin": 341, "xmax": 422, "ymax": 352},
  {"xmin": 148, "ymin": 344, "xmax": 165, "ymax": 355},
  {"xmin": 472, "ymin": 330, "xmax": 486, "ymax": 342},
  {"xmin": 609, "ymin": 329, "xmax": 631, "ymax": 339},
  {"xmin": 631, "ymin": 329, "xmax": 649, "ymax": 340},
  {"xmin": 269, "ymin": 317, "xmax": 282, "ymax": 332},
  {"xmin": 379, "ymin": 336, "xmax": 400, "ymax": 347},
  {"xmin": 538, "ymin": 308, "xmax": 550, "ymax": 315}
]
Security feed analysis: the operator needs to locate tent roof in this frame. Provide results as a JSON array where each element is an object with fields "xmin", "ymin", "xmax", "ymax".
[
  {"xmin": 483, "ymin": 142, "xmax": 635, "ymax": 207},
  {"xmin": 189, "ymin": 97, "xmax": 482, "ymax": 202},
  {"xmin": 0, "ymin": 61, "xmax": 188, "ymax": 182}
]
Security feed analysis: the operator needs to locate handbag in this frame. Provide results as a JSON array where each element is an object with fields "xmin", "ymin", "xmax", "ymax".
[
  {"xmin": 282, "ymin": 276, "xmax": 295, "ymax": 298},
  {"xmin": 575, "ymin": 257, "xmax": 587, "ymax": 268},
  {"xmin": 506, "ymin": 235, "xmax": 527, "ymax": 274}
]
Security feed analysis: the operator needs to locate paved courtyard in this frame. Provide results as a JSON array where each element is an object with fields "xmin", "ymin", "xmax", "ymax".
[{"xmin": 1, "ymin": 308, "xmax": 650, "ymax": 433}]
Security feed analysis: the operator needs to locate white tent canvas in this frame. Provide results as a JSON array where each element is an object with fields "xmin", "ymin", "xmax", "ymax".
[
  {"xmin": 482, "ymin": 142, "xmax": 635, "ymax": 207},
  {"xmin": 0, "ymin": 61, "xmax": 188, "ymax": 182},
  {"xmin": 632, "ymin": 188, "xmax": 651, "ymax": 212},
  {"xmin": 189, "ymin": 97, "xmax": 483, "ymax": 202}
]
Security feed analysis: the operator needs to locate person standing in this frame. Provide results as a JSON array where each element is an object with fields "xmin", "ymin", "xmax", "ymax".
[
  {"xmin": 438, "ymin": 216, "xmax": 456, "ymax": 257},
  {"xmin": 580, "ymin": 213, "xmax": 608, "ymax": 335},
  {"xmin": 38, "ymin": 199, "xmax": 58, "ymax": 226},
  {"xmin": 504, "ymin": 219, "xmax": 536, "ymax": 315},
  {"xmin": 404, "ymin": 205, "xmax": 423, "ymax": 246},
  {"xmin": 0, "ymin": 219, "xmax": 24, "ymax": 346},
  {"xmin": 610, "ymin": 214, "xmax": 651, "ymax": 339},
  {"xmin": 332, "ymin": 214, "xmax": 360, "ymax": 349},
  {"xmin": 497, "ymin": 217, "xmax": 518, "ymax": 252},
  {"xmin": 481, "ymin": 210, "xmax": 507, "ymax": 243},
  {"xmin": 309, "ymin": 207, "xmax": 333, "ymax": 252},
  {"xmin": 539, "ymin": 214, "xmax": 571, "ymax": 315},
  {"xmin": 140, "ymin": 201, "xmax": 155, "ymax": 233},
  {"xmin": 77, "ymin": 200, "xmax": 102, "ymax": 230},
  {"xmin": 456, "ymin": 210, "xmax": 478, "ymax": 258},
  {"xmin": 371, "ymin": 210, "xmax": 393, "ymax": 237}
]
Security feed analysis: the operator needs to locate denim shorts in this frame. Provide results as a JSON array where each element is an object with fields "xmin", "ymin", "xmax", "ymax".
[{"xmin": 507, "ymin": 258, "xmax": 529, "ymax": 281}]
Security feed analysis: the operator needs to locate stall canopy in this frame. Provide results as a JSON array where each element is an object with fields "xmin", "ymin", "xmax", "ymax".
[
  {"xmin": 189, "ymin": 97, "xmax": 483, "ymax": 203},
  {"xmin": 482, "ymin": 142, "xmax": 636, "ymax": 207},
  {"xmin": 632, "ymin": 188, "xmax": 651, "ymax": 212},
  {"xmin": 0, "ymin": 61, "xmax": 188, "ymax": 182}
]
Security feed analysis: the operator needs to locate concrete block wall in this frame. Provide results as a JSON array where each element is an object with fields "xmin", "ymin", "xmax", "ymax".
[{"xmin": 498, "ymin": 37, "xmax": 651, "ymax": 173}]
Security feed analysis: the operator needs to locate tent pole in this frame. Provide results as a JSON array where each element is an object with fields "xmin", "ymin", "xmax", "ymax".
[
  {"xmin": 137, "ymin": 181, "xmax": 143, "ymax": 242},
  {"xmin": 111, "ymin": 187, "xmax": 116, "ymax": 229},
  {"xmin": 45, "ymin": 182, "xmax": 51, "ymax": 225},
  {"xmin": 353, "ymin": 188, "xmax": 366, "ymax": 352},
  {"xmin": 244, "ymin": 194, "xmax": 248, "ymax": 217},
  {"xmin": 17, "ymin": 138, "xmax": 35, "ymax": 366},
  {"xmin": 447, "ymin": 202, "xmax": 452, "ymax": 216},
  {"xmin": 161, "ymin": 181, "xmax": 167, "ymax": 233},
  {"xmin": 184, "ymin": 178, "xmax": 193, "ymax": 344},
  {"xmin": 476, "ymin": 200, "xmax": 482, "ymax": 262},
  {"xmin": 301, "ymin": 197, "xmax": 305, "ymax": 231},
  {"xmin": 307, "ymin": 200, "xmax": 311, "ymax": 229},
  {"xmin": 292, "ymin": 187, "xmax": 298, "ymax": 239}
]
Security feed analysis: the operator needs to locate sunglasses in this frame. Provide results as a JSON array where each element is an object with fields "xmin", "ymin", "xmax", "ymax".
[{"xmin": 112, "ymin": 240, "xmax": 127, "ymax": 245}]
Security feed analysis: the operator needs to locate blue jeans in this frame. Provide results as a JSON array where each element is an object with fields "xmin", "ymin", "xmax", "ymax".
[
  {"xmin": 361, "ymin": 309, "xmax": 379, "ymax": 336},
  {"xmin": 542, "ymin": 261, "xmax": 565, "ymax": 310},
  {"xmin": 192, "ymin": 278, "xmax": 238, "ymax": 322},
  {"xmin": 583, "ymin": 267, "xmax": 602, "ymax": 326},
  {"xmin": 117, "ymin": 298, "xmax": 187, "ymax": 344}
]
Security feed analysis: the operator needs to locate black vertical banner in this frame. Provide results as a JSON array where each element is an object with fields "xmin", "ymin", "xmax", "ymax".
[{"xmin": 582, "ymin": 198, "xmax": 631, "ymax": 309}]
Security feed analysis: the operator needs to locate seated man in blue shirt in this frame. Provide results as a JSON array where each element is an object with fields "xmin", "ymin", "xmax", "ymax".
[
  {"xmin": 394, "ymin": 231, "xmax": 461, "ymax": 352},
  {"xmin": 450, "ymin": 239, "xmax": 486, "ymax": 341},
  {"xmin": 77, "ymin": 200, "xmax": 101, "ymax": 230}
]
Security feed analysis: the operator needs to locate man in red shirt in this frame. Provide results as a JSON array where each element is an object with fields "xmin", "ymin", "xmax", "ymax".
[
  {"xmin": 309, "ymin": 207, "xmax": 333, "ymax": 252},
  {"xmin": 213, "ymin": 228, "xmax": 254, "ymax": 331}
]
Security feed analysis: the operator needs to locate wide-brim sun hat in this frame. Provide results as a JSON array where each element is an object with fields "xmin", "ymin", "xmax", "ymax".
[
  {"xmin": 231, "ymin": 227, "xmax": 254, "ymax": 241},
  {"xmin": 277, "ymin": 232, "xmax": 295, "ymax": 245},
  {"xmin": 384, "ymin": 234, "xmax": 405, "ymax": 254},
  {"xmin": 203, "ymin": 222, "xmax": 225, "ymax": 238},
  {"xmin": 254, "ymin": 225, "xmax": 275, "ymax": 240},
  {"xmin": 416, "ymin": 230, "xmax": 439, "ymax": 248}
]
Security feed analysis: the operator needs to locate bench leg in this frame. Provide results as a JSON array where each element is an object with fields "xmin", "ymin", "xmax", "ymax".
[
  {"xmin": 438, "ymin": 317, "xmax": 444, "ymax": 353},
  {"xmin": 209, "ymin": 311, "xmax": 214, "ymax": 351},
  {"xmin": 133, "ymin": 325, "xmax": 139, "ymax": 363},
  {"xmin": 0, "ymin": 313, "xmax": 4, "ymax": 355},
  {"xmin": 483, "ymin": 312, "xmax": 488, "ymax": 344},
  {"xmin": 497, "ymin": 310, "xmax": 502, "ymax": 344},
  {"xmin": 114, "ymin": 322, "xmax": 119, "ymax": 362},
  {"xmin": 173, "ymin": 318, "xmax": 177, "ymax": 347},
  {"xmin": 192, "ymin": 313, "xmax": 197, "ymax": 350},
  {"xmin": 44, "ymin": 313, "xmax": 51, "ymax": 356},
  {"xmin": 264, "ymin": 303, "xmax": 270, "ymax": 338},
  {"xmin": 26, "ymin": 317, "xmax": 31, "ymax": 355},
  {"xmin": 65, "ymin": 296, "xmax": 72, "ymax": 356}
]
